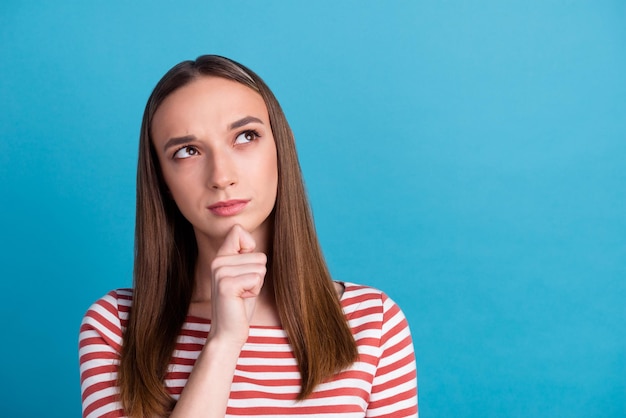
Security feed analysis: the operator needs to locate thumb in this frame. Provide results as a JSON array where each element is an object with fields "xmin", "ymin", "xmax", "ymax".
[{"xmin": 217, "ymin": 224, "xmax": 256, "ymax": 256}]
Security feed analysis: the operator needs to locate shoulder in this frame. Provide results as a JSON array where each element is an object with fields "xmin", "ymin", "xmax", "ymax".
[
  {"xmin": 339, "ymin": 281, "xmax": 400, "ymax": 316},
  {"xmin": 79, "ymin": 288, "xmax": 134, "ymax": 352},
  {"xmin": 339, "ymin": 282, "xmax": 410, "ymax": 332},
  {"xmin": 82, "ymin": 288, "xmax": 133, "ymax": 323}
]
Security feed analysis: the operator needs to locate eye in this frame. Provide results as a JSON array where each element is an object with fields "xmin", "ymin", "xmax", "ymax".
[
  {"xmin": 173, "ymin": 146, "xmax": 200, "ymax": 159},
  {"xmin": 234, "ymin": 130, "xmax": 260, "ymax": 145}
]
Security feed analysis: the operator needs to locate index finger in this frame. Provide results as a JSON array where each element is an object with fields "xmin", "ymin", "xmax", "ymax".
[{"xmin": 216, "ymin": 224, "xmax": 256, "ymax": 256}]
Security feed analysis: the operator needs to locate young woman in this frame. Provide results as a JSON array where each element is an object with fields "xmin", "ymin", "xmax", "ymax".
[{"xmin": 79, "ymin": 55, "xmax": 418, "ymax": 418}]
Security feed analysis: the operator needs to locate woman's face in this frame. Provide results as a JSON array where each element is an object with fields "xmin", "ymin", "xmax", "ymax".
[{"xmin": 151, "ymin": 76, "xmax": 278, "ymax": 245}]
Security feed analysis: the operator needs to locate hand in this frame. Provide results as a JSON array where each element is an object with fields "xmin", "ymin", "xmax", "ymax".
[{"xmin": 208, "ymin": 224, "xmax": 267, "ymax": 347}]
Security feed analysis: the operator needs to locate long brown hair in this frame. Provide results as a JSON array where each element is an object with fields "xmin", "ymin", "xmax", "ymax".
[{"xmin": 119, "ymin": 55, "xmax": 358, "ymax": 417}]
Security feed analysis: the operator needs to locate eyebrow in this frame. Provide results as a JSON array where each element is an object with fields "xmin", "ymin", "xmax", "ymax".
[
  {"xmin": 163, "ymin": 135, "xmax": 195, "ymax": 152},
  {"xmin": 229, "ymin": 116, "xmax": 264, "ymax": 130}
]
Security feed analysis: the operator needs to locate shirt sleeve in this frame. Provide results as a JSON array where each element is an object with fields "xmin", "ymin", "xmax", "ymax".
[
  {"xmin": 366, "ymin": 293, "xmax": 418, "ymax": 417},
  {"xmin": 78, "ymin": 290, "xmax": 128, "ymax": 418}
]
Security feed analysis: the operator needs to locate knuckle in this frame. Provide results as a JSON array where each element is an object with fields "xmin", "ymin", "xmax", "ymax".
[{"xmin": 211, "ymin": 257, "xmax": 225, "ymax": 271}]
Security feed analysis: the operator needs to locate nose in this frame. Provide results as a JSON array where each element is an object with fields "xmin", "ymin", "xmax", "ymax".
[{"xmin": 207, "ymin": 150, "xmax": 237, "ymax": 190}]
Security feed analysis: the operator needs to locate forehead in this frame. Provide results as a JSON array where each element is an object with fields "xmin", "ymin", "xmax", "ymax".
[{"xmin": 151, "ymin": 76, "xmax": 269, "ymax": 135}]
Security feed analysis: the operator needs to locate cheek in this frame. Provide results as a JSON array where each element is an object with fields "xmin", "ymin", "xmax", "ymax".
[
  {"xmin": 267, "ymin": 141, "xmax": 279, "ymax": 181},
  {"xmin": 161, "ymin": 169, "xmax": 197, "ymax": 209},
  {"xmin": 253, "ymin": 154, "xmax": 278, "ymax": 208},
  {"xmin": 265, "ymin": 153, "xmax": 279, "ymax": 193},
  {"xmin": 248, "ymin": 142, "xmax": 278, "ymax": 190}
]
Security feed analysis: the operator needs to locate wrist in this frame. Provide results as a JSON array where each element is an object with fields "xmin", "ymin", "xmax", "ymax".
[{"xmin": 205, "ymin": 334, "xmax": 246, "ymax": 357}]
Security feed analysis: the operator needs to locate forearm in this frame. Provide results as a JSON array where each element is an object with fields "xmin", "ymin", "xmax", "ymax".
[
  {"xmin": 169, "ymin": 337, "xmax": 242, "ymax": 418},
  {"xmin": 170, "ymin": 226, "xmax": 263, "ymax": 417}
]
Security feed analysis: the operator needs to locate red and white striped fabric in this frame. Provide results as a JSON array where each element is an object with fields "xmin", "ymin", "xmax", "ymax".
[{"xmin": 79, "ymin": 283, "xmax": 418, "ymax": 417}]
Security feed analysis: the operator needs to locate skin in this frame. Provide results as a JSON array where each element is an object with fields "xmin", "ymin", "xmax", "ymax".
[
  {"xmin": 152, "ymin": 76, "xmax": 281, "ymax": 327},
  {"xmin": 151, "ymin": 76, "xmax": 279, "ymax": 416},
  {"xmin": 150, "ymin": 75, "xmax": 344, "ymax": 416}
]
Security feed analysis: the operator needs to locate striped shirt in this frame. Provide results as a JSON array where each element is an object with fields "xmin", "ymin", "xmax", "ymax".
[{"xmin": 79, "ymin": 283, "xmax": 418, "ymax": 417}]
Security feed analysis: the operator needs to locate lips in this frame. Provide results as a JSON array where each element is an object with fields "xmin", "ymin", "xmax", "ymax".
[{"xmin": 207, "ymin": 199, "xmax": 250, "ymax": 216}]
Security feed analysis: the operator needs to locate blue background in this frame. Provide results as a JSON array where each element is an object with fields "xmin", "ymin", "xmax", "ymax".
[{"xmin": 1, "ymin": 1, "xmax": 624, "ymax": 417}]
